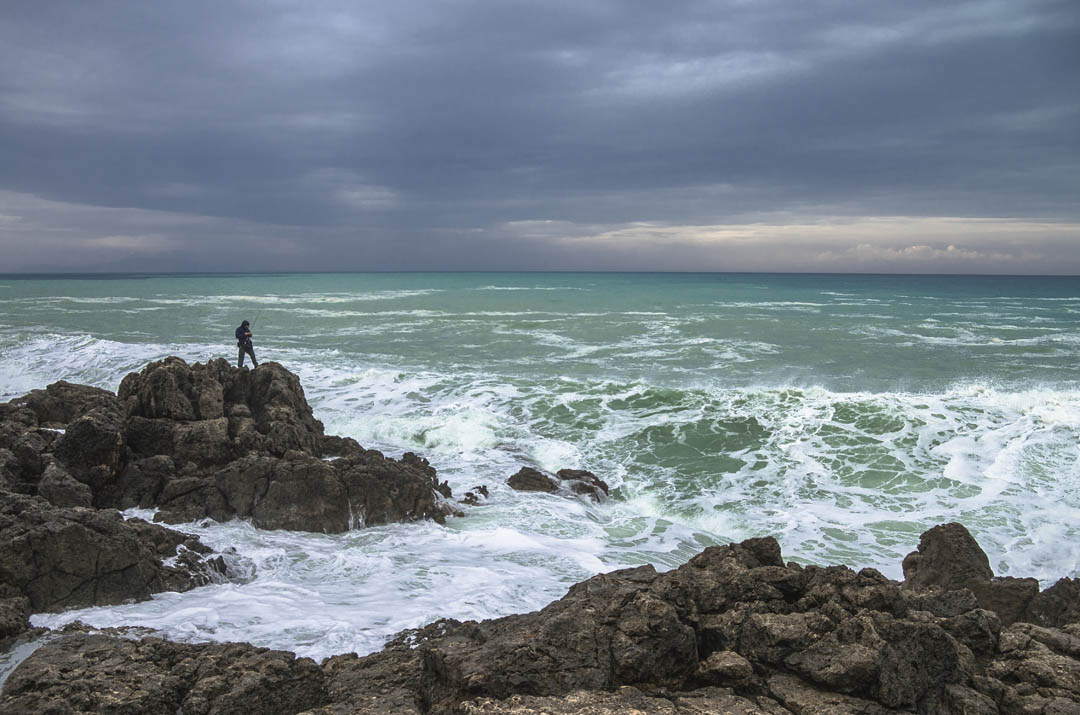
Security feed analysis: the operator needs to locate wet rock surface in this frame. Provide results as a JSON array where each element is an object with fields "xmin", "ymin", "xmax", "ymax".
[
  {"xmin": 3, "ymin": 366, "xmax": 1077, "ymax": 714},
  {"xmin": 1, "ymin": 524, "xmax": 1076, "ymax": 714},
  {"xmin": 0, "ymin": 491, "xmax": 225, "ymax": 614},
  {"xmin": 507, "ymin": 467, "xmax": 609, "ymax": 502},
  {"xmin": 0, "ymin": 358, "xmax": 456, "ymax": 655},
  {"xmin": 1, "ymin": 358, "xmax": 454, "ymax": 532},
  {"xmin": 0, "ymin": 632, "xmax": 328, "ymax": 715}
]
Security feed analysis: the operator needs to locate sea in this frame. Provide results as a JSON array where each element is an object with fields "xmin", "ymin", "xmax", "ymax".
[{"xmin": 1, "ymin": 272, "xmax": 1078, "ymax": 662}]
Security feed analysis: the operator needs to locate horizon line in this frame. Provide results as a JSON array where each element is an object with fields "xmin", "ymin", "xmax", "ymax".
[{"xmin": 2, "ymin": 269, "xmax": 1080, "ymax": 279}]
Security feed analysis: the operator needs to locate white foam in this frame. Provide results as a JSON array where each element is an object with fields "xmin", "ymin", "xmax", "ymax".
[{"xmin": 8, "ymin": 278, "xmax": 1080, "ymax": 663}]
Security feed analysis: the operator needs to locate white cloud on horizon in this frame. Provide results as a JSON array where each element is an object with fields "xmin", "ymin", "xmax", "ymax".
[
  {"xmin": 84, "ymin": 234, "xmax": 173, "ymax": 252},
  {"xmin": 3, "ymin": 189, "xmax": 1078, "ymax": 274},
  {"xmin": 496, "ymin": 216, "xmax": 1080, "ymax": 274}
]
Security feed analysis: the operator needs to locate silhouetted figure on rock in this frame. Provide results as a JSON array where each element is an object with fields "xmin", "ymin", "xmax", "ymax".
[{"xmin": 235, "ymin": 319, "xmax": 257, "ymax": 368}]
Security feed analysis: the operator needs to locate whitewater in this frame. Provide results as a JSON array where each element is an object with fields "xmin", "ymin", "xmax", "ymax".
[{"xmin": 1, "ymin": 272, "xmax": 1078, "ymax": 661}]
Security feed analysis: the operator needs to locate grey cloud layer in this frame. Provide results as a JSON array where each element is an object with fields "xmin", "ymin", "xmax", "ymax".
[{"xmin": 1, "ymin": 0, "xmax": 1078, "ymax": 271}]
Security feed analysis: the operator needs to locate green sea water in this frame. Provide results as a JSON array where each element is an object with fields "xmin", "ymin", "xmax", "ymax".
[{"xmin": 2, "ymin": 272, "xmax": 1079, "ymax": 660}]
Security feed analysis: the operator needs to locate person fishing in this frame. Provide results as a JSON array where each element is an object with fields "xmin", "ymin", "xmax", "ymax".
[{"xmin": 235, "ymin": 319, "xmax": 258, "ymax": 368}]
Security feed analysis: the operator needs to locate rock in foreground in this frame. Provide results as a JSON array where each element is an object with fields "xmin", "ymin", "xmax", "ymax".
[
  {"xmin": 0, "ymin": 490, "xmax": 227, "ymax": 615},
  {"xmin": 0, "ymin": 633, "xmax": 328, "ymax": 714},
  {"xmin": 3, "ymin": 524, "xmax": 1077, "ymax": 714}
]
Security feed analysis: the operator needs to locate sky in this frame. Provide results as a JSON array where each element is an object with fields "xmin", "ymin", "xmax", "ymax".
[{"xmin": 1, "ymin": 0, "xmax": 1078, "ymax": 274}]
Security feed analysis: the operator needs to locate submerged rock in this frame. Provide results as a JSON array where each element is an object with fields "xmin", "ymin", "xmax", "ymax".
[
  {"xmin": 507, "ymin": 466, "xmax": 558, "ymax": 493},
  {"xmin": 557, "ymin": 468, "xmax": 609, "ymax": 501},
  {"xmin": 507, "ymin": 466, "xmax": 609, "ymax": 502}
]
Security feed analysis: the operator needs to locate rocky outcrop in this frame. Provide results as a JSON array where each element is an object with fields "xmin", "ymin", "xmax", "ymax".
[
  {"xmin": 0, "ymin": 358, "xmax": 454, "ymax": 532},
  {"xmin": 507, "ymin": 467, "xmax": 609, "ymax": 502},
  {"xmin": 153, "ymin": 449, "xmax": 452, "ymax": 531},
  {"xmin": 902, "ymin": 523, "xmax": 1076, "ymax": 628},
  {"xmin": 507, "ymin": 466, "xmax": 557, "ymax": 493},
  {"xmin": 118, "ymin": 356, "xmax": 324, "ymax": 463},
  {"xmin": 0, "ymin": 491, "xmax": 226, "ymax": 613},
  {"xmin": 0, "ymin": 597, "xmax": 31, "ymax": 648},
  {"xmin": 4, "ymin": 526, "xmax": 1076, "ymax": 714},
  {"xmin": 0, "ymin": 632, "xmax": 329, "ymax": 714}
]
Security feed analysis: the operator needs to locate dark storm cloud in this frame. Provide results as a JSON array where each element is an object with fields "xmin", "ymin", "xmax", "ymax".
[{"xmin": 1, "ymin": 0, "xmax": 1078, "ymax": 272}]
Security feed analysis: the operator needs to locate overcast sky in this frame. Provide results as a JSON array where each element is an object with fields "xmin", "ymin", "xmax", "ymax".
[{"xmin": 1, "ymin": 0, "xmax": 1078, "ymax": 273}]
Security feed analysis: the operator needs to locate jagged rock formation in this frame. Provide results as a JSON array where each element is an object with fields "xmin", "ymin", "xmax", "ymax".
[
  {"xmin": 2, "ymin": 524, "xmax": 1076, "ymax": 714},
  {"xmin": 902, "ymin": 522, "xmax": 1080, "ymax": 628},
  {"xmin": 0, "ymin": 633, "xmax": 329, "ymax": 714},
  {"xmin": 3, "ymin": 366, "xmax": 1076, "ymax": 714},
  {"xmin": 0, "ymin": 491, "xmax": 226, "ymax": 614},
  {"xmin": 0, "ymin": 358, "xmax": 454, "ymax": 532},
  {"xmin": 0, "ymin": 358, "xmax": 458, "ymax": 646}
]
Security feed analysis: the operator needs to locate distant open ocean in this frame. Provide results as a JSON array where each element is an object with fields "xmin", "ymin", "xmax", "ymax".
[{"xmin": 2, "ymin": 272, "xmax": 1078, "ymax": 661}]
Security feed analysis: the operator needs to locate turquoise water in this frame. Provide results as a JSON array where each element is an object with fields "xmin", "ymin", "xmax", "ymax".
[{"xmin": 2, "ymin": 272, "xmax": 1079, "ymax": 659}]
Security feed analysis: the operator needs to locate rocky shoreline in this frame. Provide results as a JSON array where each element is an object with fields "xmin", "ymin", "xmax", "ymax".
[{"xmin": 1, "ymin": 360, "xmax": 1078, "ymax": 714}]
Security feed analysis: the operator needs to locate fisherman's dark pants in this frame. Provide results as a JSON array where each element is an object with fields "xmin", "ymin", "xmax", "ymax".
[{"xmin": 238, "ymin": 341, "xmax": 257, "ymax": 368}]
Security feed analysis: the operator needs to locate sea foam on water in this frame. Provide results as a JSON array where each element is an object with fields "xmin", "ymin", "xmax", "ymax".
[{"xmin": 5, "ymin": 272, "xmax": 1079, "ymax": 660}]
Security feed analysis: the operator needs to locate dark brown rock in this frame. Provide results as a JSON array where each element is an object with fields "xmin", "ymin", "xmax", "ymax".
[
  {"xmin": 695, "ymin": 650, "xmax": 754, "ymax": 686},
  {"xmin": 1025, "ymin": 577, "xmax": 1080, "ymax": 629},
  {"xmin": 940, "ymin": 608, "xmax": 1002, "ymax": 658},
  {"xmin": 507, "ymin": 467, "xmax": 557, "ymax": 493},
  {"xmin": 0, "ymin": 360, "xmax": 455, "ymax": 536},
  {"xmin": 118, "ymin": 357, "xmax": 325, "ymax": 463},
  {"xmin": 508, "ymin": 467, "xmax": 610, "ymax": 502},
  {"xmin": 457, "ymin": 686, "xmax": 783, "ymax": 714},
  {"xmin": 0, "ymin": 596, "xmax": 30, "ymax": 642},
  {"xmin": 14, "ymin": 381, "xmax": 118, "ymax": 426},
  {"xmin": 901, "ymin": 522, "xmax": 1052, "ymax": 629},
  {"xmin": 557, "ymin": 468, "xmax": 609, "ymax": 501},
  {"xmin": 902, "ymin": 522, "xmax": 993, "ymax": 591},
  {"xmin": 3, "ymin": 526, "xmax": 1080, "ymax": 714},
  {"xmin": 111, "ymin": 358, "xmax": 455, "ymax": 531},
  {"xmin": 462, "ymin": 486, "xmax": 489, "ymax": 506},
  {"xmin": 969, "ymin": 576, "xmax": 1040, "ymax": 628},
  {"xmin": 0, "ymin": 490, "xmax": 225, "ymax": 612},
  {"xmin": 35, "ymin": 460, "xmax": 92, "ymax": 508},
  {"xmin": 249, "ymin": 453, "xmax": 350, "ymax": 532},
  {"xmin": 52, "ymin": 403, "xmax": 127, "ymax": 495},
  {"xmin": 0, "ymin": 632, "xmax": 328, "ymax": 715},
  {"xmin": 985, "ymin": 623, "xmax": 1080, "ymax": 707},
  {"xmin": 105, "ymin": 454, "xmax": 177, "ymax": 509},
  {"xmin": 767, "ymin": 673, "xmax": 895, "ymax": 715}
]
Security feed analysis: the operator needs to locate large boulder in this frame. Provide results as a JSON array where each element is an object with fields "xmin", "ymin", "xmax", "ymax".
[
  {"xmin": 902, "ymin": 523, "xmax": 1045, "ymax": 627},
  {"xmin": 0, "ymin": 490, "xmax": 226, "ymax": 612},
  {"xmin": 153, "ymin": 449, "xmax": 455, "ymax": 532},
  {"xmin": 52, "ymin": 401, "xmax": 127, "ymax": 495},
  {"xmin": 35, "ymin": 460, "xmax": 93, "ymax": 508},
  {"xmin": 902, "ymin": 522, "xmax": 994, "ymax": 590},
  {"xmin": 118, "ymin": 357, "xmax": 325, "ymax": 461}
]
